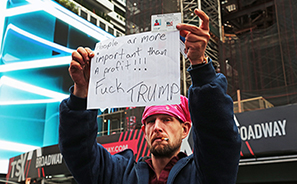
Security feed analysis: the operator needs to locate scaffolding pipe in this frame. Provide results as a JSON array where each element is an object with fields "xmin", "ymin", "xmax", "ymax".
[
  {"xmin": 217, "ymin": 0, "xmax": 222, "ymax": 42},
  {"xmin": 181, "ymin": 0, "xmax": 187, "ymax": 96},
  {"xmin": 197, "ymin": 0, "xmax": 201, "ymax": 26},
  {"xmin": 274, "ymin": 0, "xmax": 287, "ymax": 86},
  {"xmin": 237, "ymin": 89, "xmax": 242, "ymax": 113}
]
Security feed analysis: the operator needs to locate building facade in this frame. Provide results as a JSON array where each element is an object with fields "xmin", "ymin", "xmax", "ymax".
[{"xmin": 58, "ymin": 0, "xmax": 126, "ymax": 37}]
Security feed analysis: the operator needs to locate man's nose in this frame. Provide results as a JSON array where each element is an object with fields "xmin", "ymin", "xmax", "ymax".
[{"xmin": 153, "ymin": 118, "xmax": 163, "ymax": 132}]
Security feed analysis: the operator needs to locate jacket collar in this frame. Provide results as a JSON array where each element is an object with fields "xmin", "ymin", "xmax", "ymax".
[
  {"xmin": 135, "ymin": 153, "xmax": 193, "ymax": 184},
  {"xmin": 167, "ymin": 154, "xmax": 193, "ymax": 183},
  {"xmin": 135, "ymin": 161, "xmax": 150, "ymax": 183}
]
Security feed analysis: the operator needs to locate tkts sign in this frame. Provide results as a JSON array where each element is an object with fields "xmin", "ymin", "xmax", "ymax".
[
  {"xmin": 8, "ymin": 152, "xmax": 29, "ymax": 182},
  {"xmin": 6, "ymin": 145, "xmax": 70, "ymax": 183}
]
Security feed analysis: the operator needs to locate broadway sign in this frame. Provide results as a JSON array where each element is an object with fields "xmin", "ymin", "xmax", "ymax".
[
  {"xmin": 235, "ymin": 103, "xmax": 297, "ymax": 158},
  {"xmin": 6, "ymin": 145, "xmax": 70, "ymax": 183}
]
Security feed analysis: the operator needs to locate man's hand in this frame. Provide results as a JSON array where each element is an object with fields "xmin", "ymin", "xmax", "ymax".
[
  {"xmin": 176, "ymin": 9, "xmax": 210, "ymax": 65},
  {"xmin": 69, "ymin": 47, "xmax": 94, "ymax": 98}
]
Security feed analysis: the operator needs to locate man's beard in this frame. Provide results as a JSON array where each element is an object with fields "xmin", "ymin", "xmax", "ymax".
[{"xmin": 149, "ymin": 138, "xmax": 182, "ymax": 158}]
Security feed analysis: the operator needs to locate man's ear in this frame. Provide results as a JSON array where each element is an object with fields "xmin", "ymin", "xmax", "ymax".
[
  {"xmin": 141, "ymin": 125, "xmax": 146, "ymax": 134},
  {"xmin": 182, "ymin": 121, "xmax": 191, "ymax": 139}
]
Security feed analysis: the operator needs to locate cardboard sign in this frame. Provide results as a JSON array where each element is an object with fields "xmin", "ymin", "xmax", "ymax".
[{"xmin": 87, "ymin": 30, "xmax": 180, "ymax": 109}]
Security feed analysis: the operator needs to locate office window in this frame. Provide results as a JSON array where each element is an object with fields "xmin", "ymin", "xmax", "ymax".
[
  {"xmin": 108, "ymin": 27, "xmax": 114, "ymax": 35},
  {"xmin": 116, "ymin": 31, "xmax": 121, "ymax": 37},
  {"xmin": 99, "ymin": 21, "xmax": 106, "ymax": 30},
  {"xmin": 90, "ymin": 16, "xmax": 97, "ymax": 26},
  {"xmin": 80, "ymin": 10, "xmax": 87, "ymax": 20}
]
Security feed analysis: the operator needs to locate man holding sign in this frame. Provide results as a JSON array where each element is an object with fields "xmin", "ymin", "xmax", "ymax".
[{"xmin": 59, "ymin": 9, "xmax": 241, "ymax": 184}]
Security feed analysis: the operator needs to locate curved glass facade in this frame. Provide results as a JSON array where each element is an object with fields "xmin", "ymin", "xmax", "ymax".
[{"xmin": 0, "ymin": 0, "xmax": 113, "ymax": 173}]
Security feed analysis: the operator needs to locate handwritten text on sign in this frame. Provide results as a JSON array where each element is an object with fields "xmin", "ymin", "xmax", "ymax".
[{"xmin": 87, "ymin": 31, "xmax": 180, "ymax": 109}]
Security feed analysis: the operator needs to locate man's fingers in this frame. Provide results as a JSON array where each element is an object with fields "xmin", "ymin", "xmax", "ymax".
[
  {"xmin": 194, "ymin": 9, "xmax": 209, "ymax": 31},
  {"xmin": 69, "ymin": 60, "xmax": 81, "ymax": 69},
  {"xmin": 76, "ymin": 47, "xmax": 90, "ymax": 63},
  {"xmin": 72, "ymin": 47, "xmax": 94, "ymax": 67},
  {"xmin": 179, "ymin": 29, "xmax": 190, "ymax": 38},
  {"xmin": 72, "ymin": 50, "xmax": 85, "ymax": 66},
  {"xmin": 176, "ymin": 9, "xmax": 209, "ymax": 33},
  {"xmin": 186, "ymin": 31, "xmax": 210, "ymax": 43},
  {"xmin": 85, "ymin": 47, "xmax": 95, "ymax": 58},
  {"xmin": 177, "ymin": 23, "xmax": 207, "ymax": 37}
]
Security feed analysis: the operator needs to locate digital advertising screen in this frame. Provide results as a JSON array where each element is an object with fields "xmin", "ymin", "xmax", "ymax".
[{"xmin": 0, "ymin": 0, "xmax": 114, "ymax": 174}]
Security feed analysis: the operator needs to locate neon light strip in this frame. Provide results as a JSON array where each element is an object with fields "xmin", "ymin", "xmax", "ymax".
[
  {"xmin": 0, "ymin": 99, "xmax": 63, "ymax": 105},
  {"xmin": 1, "ymin": 24, "xmax": 74, "ymax": 55},
  {"xmin": 0, "ymin": 1, "xmax": 6, "ymax": 51},
  {"xmin": 0, "ymin": 56, "xmax": 71, "ymax": 72},
  {"xmin": 0, "ymin": 76, "xmax": 69, "ymax": 99},
  {"xmin": 0, "ymin": 140, "xmax": 39, "ymax": 152}
]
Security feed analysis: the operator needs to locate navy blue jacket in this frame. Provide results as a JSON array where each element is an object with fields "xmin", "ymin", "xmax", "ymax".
[{"xmin": 59, "ymin": 61, "xmax": 241, "ymax": 184}]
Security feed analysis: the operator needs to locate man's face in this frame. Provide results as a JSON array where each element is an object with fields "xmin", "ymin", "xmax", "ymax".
[{"xmin": 142, "ymin": 114, "xmax": 188, "ymax": 158}]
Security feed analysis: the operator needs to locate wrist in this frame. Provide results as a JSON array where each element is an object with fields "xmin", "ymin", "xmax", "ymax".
[
  {"xmin": 191, "ymin": 57, "xmax": 208, "ymax": 68},
  {"xmin": 73, "ymin": 84, "xmax": 88, "ymax": 98}
]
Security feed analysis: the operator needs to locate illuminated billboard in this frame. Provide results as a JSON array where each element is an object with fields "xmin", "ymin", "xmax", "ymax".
[{"xmin": 0, "ymin": 0, "xmax": 114, "ymax": 174}]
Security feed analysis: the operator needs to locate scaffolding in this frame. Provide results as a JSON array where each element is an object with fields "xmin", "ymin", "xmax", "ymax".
[
  {"xmin": 220, "ymin": 0, "xmax": 297, "ymax": 107},
  {"xmin": 180, "ymin": 0, "xmax": 221, "ymax": 94}
]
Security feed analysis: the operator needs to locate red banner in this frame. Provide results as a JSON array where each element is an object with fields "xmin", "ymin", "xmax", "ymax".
[{"xmin": 102, "ymin": 140, "xmax": 138, "ymax": 155}]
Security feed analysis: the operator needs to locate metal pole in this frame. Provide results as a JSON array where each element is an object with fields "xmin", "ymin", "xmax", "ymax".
[
  {"xmin": 180, "ymin": 0, "xmax": 187, "ymax": 96},
  {"xmin": 217, "ymin": 0, "xmax": 223, "ymax": 42},
  {"xmin": 198, "ymin": 0, "xmax": 202, "ymax": 27},
  {"xmin": 180, "ymin": 0, "xmax": 184, "ymax": 21},
  {"xmin": 197, "ymin": 0, "xmax": 201, "ymax": 10},
  {"xmin": 197, "ymin": 0, "xmax": 202, "ymax": 26},
  {"xmin": 237, "ymin": 89, "xmax": 242, "ymax": 113},
  {"xmin": 182, "ymin": 58, "xmax": 187, "ymax": 96}
]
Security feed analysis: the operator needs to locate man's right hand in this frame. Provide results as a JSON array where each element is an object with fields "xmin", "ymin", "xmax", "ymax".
[
  {"xmin": 69, "ymin": 47, "xmax": 94, "ymax": 98},
  {"xmin": 176, "ymin": 9, "xmax": 210, "ymax": 65}
]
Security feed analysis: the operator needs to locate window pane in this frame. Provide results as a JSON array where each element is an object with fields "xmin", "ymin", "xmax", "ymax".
[
  {"xmin": 90, "ymin": 16, "xmax": 97, "ymax": 26},
  {"xmin": 99, "ymin": 21, "xmax": 106, "ymax": 30},
  {"xmin": 80, "ymin": 10, "xmax": 87, "ymax": 20},
  {"xmin": 108, "ymin": 27, "xmax": 114, "ymax": 35}
]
